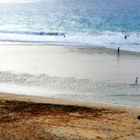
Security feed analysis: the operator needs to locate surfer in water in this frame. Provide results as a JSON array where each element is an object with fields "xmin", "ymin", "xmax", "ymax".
[{"xmin": 124, "ymin": 35, "xmax": 127, "ymax": 39}]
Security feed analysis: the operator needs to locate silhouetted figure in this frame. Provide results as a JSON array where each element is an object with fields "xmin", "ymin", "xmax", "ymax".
[
  {"xmin": 135, "ymin": 76, "xmax": 138, "ymax": 84},
  {"xmin": 64, "ymin": 34, "xmax": 65, "ymax": 37},
  {"xmin": 129, "ymin": 76, "xmax": 138, "ymax": 86},
  {"xmin": 117, "ymin": 47, "xmax": 120, "ymax": 55},
  {"xmin": 124, "ymin": 35, "xmax": 127, "ymax": 39}
]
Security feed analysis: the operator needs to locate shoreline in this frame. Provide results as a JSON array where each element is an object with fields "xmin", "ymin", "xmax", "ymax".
[
  {"xmin": 0, "ymin": 92, "xmax": 140, "ymax": 111},
  {"xmin": 0, "ymin": 41, "xmax": 140, "ymax": 55},
  {"xmin": 0, "ymin": 92, "xmax": 140, "ymax": 140},
  {"xmin": 0, "ymin": 42, "xmax": 139, "ymax": 107}
]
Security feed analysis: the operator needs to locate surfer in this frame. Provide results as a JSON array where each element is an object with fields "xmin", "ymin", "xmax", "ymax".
[{"xmin": 124, "ymin": 35, "xmax": 127, "ymax": 39}]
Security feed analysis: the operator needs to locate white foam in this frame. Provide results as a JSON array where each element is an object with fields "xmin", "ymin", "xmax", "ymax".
[{"xmin": 0, "ymin": 31, "xmax": 139, "ymax": 52}]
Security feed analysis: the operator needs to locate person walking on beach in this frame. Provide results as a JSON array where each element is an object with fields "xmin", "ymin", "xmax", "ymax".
[{"xmin": 117, "ymin": 47, "xmax": 120, "ymax": 55}]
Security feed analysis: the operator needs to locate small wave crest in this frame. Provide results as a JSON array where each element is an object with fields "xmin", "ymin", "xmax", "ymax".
[
  {"xmin": 0, "ymin": 71, "xmax": 117, "ymax": 93},
  {"xmin": 0, "ymin": 30, "xmax": 65, "ymax": 36},
  {"xmin": 0, "ymin": 30, "xmax": 139, "ymax": 52},
  {"xmin": 0, "ymin": 71, "xmax": 140, "ymax": 107}
]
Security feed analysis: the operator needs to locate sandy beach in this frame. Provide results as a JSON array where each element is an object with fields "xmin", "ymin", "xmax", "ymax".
[
  {"xmin": 0, "ymin": 43, "xmax": 140, "ymax": 139},
  {"xmin": 0, "ymin": 0, "xmax": 139, "ymax": 139},
  {"xmin": 0, "ymin": 93, "xmax": 140, "ymax": 140}
]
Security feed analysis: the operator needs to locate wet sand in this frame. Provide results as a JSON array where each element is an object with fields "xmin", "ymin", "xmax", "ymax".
[
  {"xmin": 0, "ymin": 43, "xmax": 140, "ymax": 107},
  {"xmin": 0, "ymin": 93, "xmax": 140, "ymax": 140},
  {"xmin": 0, "ymin": 43, "xmax": 140, "ymax": 84},
  {"xmin": 0, "ymin": 43, "xmax": 140, "ymax": 139}
]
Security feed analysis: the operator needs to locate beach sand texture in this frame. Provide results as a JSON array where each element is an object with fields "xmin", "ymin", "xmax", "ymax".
[
  {"xmin": 0, "ymin": 0, "xmax": 139, "ymax": 139},
  {"xmin": 0, "ymin": 93, "xmax": 140, "ymax": 140}
]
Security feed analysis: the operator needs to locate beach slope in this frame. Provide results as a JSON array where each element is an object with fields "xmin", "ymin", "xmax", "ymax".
[{"xmin": 0, "ymin": 93, "xmax": 140, "ymax": 140}]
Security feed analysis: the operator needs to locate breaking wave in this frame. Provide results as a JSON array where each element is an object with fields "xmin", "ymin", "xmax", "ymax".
[
  {"xmin": 0, "ymin": 71, "xmax": 140, "ymax": 107},
  {"xmin": 0, "ymin": 30, "xmax": 139, "ymax": 52}
]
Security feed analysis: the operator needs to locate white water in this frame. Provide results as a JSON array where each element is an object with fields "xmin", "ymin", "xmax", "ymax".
[
  {"xmin": 0, "ymin": 44, "xmax": 140, "ymax": 107},
  {"xmin": 0, "ymin": 32, "xmax": 139, "ymax": 52}
]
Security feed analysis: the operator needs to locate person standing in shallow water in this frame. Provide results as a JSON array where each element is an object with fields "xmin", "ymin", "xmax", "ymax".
[
  {"xmin": 124, "ymin": 35, "xmax": 127, "ymax": 39},
  {"xmin": 117, "ymin": 47, "xmax": 120, "ymax": 55},
  {"xmin": 135, "ymin": 77, "xmax": 138, "ymax": 84}
]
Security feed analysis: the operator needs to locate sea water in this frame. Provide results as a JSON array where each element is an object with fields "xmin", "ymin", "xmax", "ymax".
[
  {"xmin": 0, "ymin": 0, "xmax": 140, "ymax": 107},
  {"xmin": 0, "ymin": 44, "xmax": 140, "ymax": 107},
  {"xmin": 0, "ymin": 0, "xmax": 139, "ymax": 51}
]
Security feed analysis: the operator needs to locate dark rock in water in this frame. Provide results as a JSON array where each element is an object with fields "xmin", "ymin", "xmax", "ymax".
[{"xmin": 137, "ymin": 115, "xmax": 140, "ymax": 120}]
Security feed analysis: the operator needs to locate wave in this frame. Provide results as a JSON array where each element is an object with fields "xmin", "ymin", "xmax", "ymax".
[
  {"xmin": 0, "ymin": 30, "xmax": 139, "ymax": 52},
  {"xmin": 0, "ymin": 71, "xmax": 125, "ymax": 93},
  {"xmin": 0, "ymin": 71, "xmax": 140, "ymax": 107},
  {"xmin": 0, "ymin": 71, "xmax": 139, "ymax": 91},
  {"xmin": 0, "ymin": 30, "xmax": 65, "ymax": 36}
]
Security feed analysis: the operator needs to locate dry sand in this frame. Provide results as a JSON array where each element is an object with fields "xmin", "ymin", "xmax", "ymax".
[{"xmin": 0, "ymin": 93, "xmax": 140, "ymax": 140}]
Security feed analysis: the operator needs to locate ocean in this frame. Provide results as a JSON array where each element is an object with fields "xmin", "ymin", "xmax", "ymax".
[
  {"xmin": 0, "ymin": 0, "xmax": 139, "ymax": 51},
  {"xmin": 0, "ymin": 0, "xmax": 140, "ymax": 107}
]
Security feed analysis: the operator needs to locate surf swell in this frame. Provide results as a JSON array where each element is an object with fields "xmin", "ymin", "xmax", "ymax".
[
  {"xmin": 0, "ymin": 71, "xmax": 122, "ymax": 92},
  {"xmin": 0, "ymin": 71, "xmax": 140, "ymax": 107},
  {"xmin": 0, "ymin": 30, "xmax": 65, "ymax": 36},
  {"xmin": 0, "ymin": 30, "xmax": 139, "ymax": 52}
]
